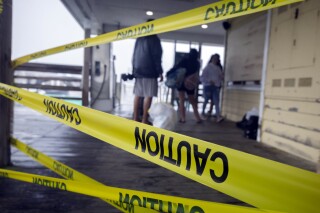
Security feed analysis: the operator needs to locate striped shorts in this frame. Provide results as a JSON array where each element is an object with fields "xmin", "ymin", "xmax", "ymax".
[{"xmin": 133, "ymin": 78, "xmax": 158, "ymax": 97}]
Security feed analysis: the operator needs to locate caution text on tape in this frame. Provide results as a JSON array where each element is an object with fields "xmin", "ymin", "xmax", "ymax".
[{"xmin": 1, "ymin": 83, "xmax": 319, "ymax": 213}]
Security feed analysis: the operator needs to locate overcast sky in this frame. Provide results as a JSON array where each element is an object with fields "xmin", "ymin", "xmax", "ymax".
[{"xmin": 12, "ymin": 0, "xmax": 83, "ymax": 65}]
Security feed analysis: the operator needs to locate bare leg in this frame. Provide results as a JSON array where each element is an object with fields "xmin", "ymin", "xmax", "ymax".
[
  {"xmin": 133, "ymin": 96, "xmax": 141, "ymax": 122},
  {"xmin": 142, "ymin": 96, "xmax": 152, "ymax": 124},
  {"xmin": 188, "ymin": 94, "xmax": 202, "ymax": 122},
  {"xmin": 178, "ymin": 91, "xmax": 186, "ymax": 122}
]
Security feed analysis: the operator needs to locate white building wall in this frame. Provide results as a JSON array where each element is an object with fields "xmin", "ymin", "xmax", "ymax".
[
  {"xmin": 262, "ymin": 0, "xmax": 320, "ymax": 163},
  {"xmin": 223, "ymin": 12, "xmax": 267, "ymax": 121}
]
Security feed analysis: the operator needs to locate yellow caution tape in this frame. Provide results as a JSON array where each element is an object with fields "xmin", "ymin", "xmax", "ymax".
[
  {"xmin": 0, "ymin": 0, "xmax": 3, "ymax": 15},
  {"xmin": 10, "ymin": 138, "xmax": 156, "ymax": 213},
  {"xmin": 1, "ymin": 83, "xmax": 319, "ymax": 213},
  {"xmin": 11, "ymin": 0, "xmax": 303, "ymax": 68},
  {"xmin": 9, "ymin": 138, "xmax": 281, "ymax": 213},
  {"xmin": 0, "ymin": 168, "xmax": 284, "ymax": 213}
]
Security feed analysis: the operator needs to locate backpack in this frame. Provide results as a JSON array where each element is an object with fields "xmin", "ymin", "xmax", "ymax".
[
  {"xmin": 165, "ymin": 68, "xmax": 186, "ymax": 89},
  {"xmin": 184, "ymin": 72, "xmax": 199, "ymax": 90},
  {"xmin": 236, "ymin": 115, "xmax": 259, "ymax": 140}
]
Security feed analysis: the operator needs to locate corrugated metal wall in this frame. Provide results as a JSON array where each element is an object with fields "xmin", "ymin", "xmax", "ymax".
[{"xmin": 262, "ymin": 0, "xmax": 320, "ymax": 163}]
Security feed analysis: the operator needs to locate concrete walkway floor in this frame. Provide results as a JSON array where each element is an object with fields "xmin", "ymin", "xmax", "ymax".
[{"xmin": 0, "ymin": 103, "xmax": 317, "ymax": 213}]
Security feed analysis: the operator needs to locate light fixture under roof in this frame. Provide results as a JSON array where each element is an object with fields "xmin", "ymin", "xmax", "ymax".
[
  {"xmin": 146, "ymin": 11, "xmax": 153, "ymax": 16},
  {"xmin": 201, "ymin": 24, "xmax": 208, "ymax": 29}
]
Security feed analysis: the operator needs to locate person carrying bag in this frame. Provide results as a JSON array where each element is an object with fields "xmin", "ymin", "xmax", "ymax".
[{"xmin": 165, "ymin": 49, "xmax": 202, "ymax": 123}]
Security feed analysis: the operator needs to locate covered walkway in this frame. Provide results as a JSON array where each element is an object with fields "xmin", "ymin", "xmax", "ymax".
[{"xmin": 0, "ymin": 102, "xmax": 316, "ymax": 212}]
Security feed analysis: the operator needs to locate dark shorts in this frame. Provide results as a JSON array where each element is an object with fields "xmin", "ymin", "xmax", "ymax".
[{"xmin": 177, "ymin": 83, "xmax": 195, "ymax": 95}]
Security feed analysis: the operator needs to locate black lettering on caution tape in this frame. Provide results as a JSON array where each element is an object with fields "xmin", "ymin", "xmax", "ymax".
[
  {"xmin": 53, "ymin": 161, "xmax": 74, "ymax": 180},
  {"xmin": 43, "ymin": 99, "xmax": 82, "ymax": 125},
  {"xmin": 134, "ymin": 127, "xmax": 229, "ymax": 183},
  {"xmin": 65, "ymin": 41, "xmax": 88, "ymax": 50},
  {"xmin": 0, "ymin": 86, "xmax": 22, "ymax": 101},
  {"xmin": 116, "ymin": 24, "xmax": 154, "ymax": 40},
  {"xmin": 26, "ymin": 146, "xmax": 39, "ymax": 159},
  {"xmin": 0, "ymin": 171, "xmax": 9, "ymax": 178},
  {"xmin": 204, "ymin": 0, "xmax": 276, "ymax": 20},
  {"xmin": 32, "ymin": 177, "xmax": 67, "ymax": 191},
  {"xmin": 30, "ymin": 51, "xmax": 47, "ymax": 59},
  {"xmin": 118, "ymin": 192, "xmax": 205, "ymax": 213}
]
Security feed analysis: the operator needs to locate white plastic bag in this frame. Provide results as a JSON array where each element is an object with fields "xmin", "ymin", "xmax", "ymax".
[
  {"xmin": 149, "ymin": 102, "xmax": 178, "ymax": 130},
  {"xmin": 245, "ymin": 107, "xmax": 259, "ymax": 120}
]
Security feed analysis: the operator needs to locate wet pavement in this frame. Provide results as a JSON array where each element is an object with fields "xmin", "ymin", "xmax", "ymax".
[{"xmin": 0, "ymin": 103, "xmax": 317, "ymax": 212}]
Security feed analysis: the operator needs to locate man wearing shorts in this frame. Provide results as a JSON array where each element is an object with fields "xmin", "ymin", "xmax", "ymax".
[{"xmin": 132, "ymin": 29, "xmax": 163, "ymax": 124}]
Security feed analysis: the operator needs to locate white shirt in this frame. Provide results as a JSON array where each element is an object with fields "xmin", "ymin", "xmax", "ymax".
[{"xmin": 200, "ymin": 63, "xmax": 223, "ymax": 87}]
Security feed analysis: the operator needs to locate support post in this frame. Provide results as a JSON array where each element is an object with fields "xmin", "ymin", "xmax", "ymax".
[
  {"xmin": 0, "ymin": 0, "xmax": 13, "ymax": 166},
  {"xmin": 82, "ymin": 28, "xmax": 91, "ymax": 106},
  {"xmin": 257, "ymin": 10, "xmax": 272, "ymax": 142}
]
